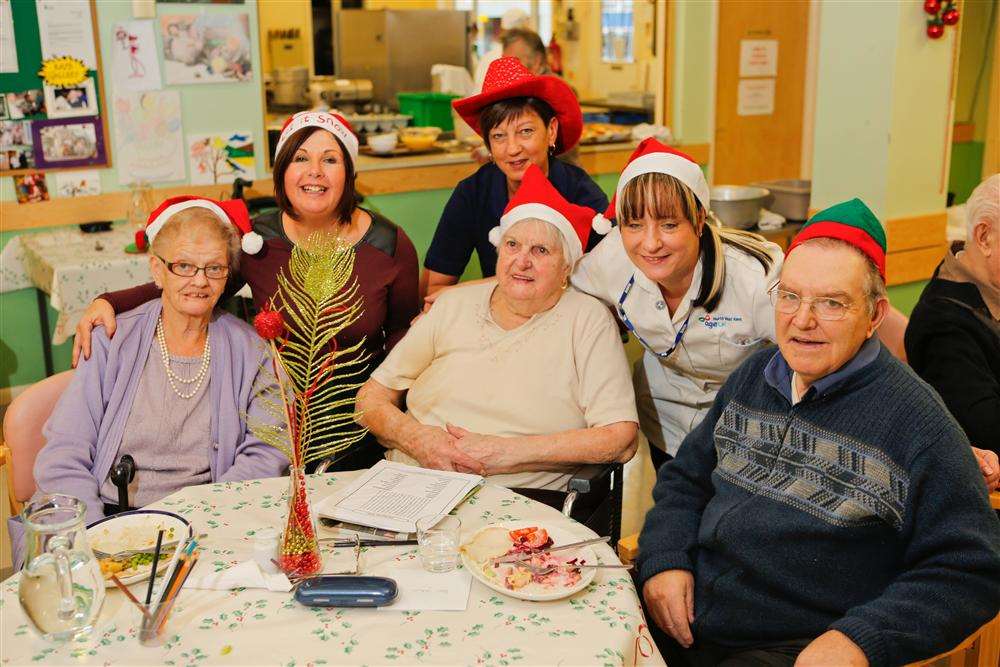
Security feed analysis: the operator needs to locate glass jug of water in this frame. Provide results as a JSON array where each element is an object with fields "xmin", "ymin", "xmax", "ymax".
[{"xmin": 18, "ymin": 494, "xmax": 105, "ymax": 641}]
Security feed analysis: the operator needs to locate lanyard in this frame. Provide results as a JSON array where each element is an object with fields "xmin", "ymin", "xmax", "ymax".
[{"xmin": 616, "ymin": 274, "xmax": 692, "ymax": 359}]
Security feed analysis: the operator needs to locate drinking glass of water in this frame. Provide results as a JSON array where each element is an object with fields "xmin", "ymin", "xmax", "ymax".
[{"xmin": 416, "ymin": 515, "xmax": 461, "ymax": 573}]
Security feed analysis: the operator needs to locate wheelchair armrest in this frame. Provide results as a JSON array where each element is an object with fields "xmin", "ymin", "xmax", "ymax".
[{"xmin": 567, "ymin": 463, "xmax": 616, "ymax": 495}]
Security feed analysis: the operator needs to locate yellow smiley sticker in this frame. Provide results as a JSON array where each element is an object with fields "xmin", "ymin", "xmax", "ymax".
[{"xmin": 38, "ymin": 57, "xmax": 88, "ymax": 87}]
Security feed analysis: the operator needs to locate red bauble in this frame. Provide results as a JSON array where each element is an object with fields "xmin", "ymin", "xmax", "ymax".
[
  {"xmin": 942, "ymin": 7, "xmax": 960, "ymax": 25},
  {"xmin": 253, "ymin": 308, "xmax": 285, "ymax": 340},
  {"xmin": 927, "ymin": 21, "xmax": 945, "ymax": 39},
  {"xmin": 923, "ymin": 0, "xmax": 941, "ymax": 14}
]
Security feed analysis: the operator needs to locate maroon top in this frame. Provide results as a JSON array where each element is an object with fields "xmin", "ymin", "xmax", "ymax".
[{"xmin": 102, "ymin": 208, "xmax": 420, "ymax": 371}]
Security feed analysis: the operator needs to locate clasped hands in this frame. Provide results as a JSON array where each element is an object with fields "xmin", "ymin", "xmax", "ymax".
[{"xmin": 407, "ymin": 422, "xmax": 508, "ymax": 476}]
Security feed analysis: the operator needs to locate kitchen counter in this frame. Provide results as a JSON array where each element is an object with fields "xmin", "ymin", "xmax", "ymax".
[{"xmin": 353, "ymin": 141, "xmax": 709, "ymax": 195}]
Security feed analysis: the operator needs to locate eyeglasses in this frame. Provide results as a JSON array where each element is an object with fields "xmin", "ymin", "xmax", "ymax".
[
  {"xmin": 156, "ymin": 255, "xmax": 229, "ymax": 280},
  {"xmin": 767, "ymin": 284, "xmax": 854, "ymax": 321}
]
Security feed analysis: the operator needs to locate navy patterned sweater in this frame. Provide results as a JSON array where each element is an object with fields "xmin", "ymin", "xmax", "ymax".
[{"xmin": 636, "ymin": 344, "xmax": 1000, "ymax": 667}]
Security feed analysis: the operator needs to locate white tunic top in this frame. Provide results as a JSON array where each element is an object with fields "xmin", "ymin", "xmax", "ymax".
[{"xmin": 572, "ymin": 227, "xmax": 783, "ymax": 455}]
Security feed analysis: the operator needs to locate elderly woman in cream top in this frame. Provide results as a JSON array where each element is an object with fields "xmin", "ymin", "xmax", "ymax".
[{"xmin": 357, "ymin": 165, "xmax": 638, "ymax": 490}]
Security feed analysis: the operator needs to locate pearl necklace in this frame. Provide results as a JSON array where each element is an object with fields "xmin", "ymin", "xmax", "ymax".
[{"xmin": 155, "ymin": 318, "xmax": 210, "ymax": 400}]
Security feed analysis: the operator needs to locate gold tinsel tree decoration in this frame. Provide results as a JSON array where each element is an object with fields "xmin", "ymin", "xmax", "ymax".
[{"xmin": 250, "ymin": 232, "xmax": 369, "ymax": 576}]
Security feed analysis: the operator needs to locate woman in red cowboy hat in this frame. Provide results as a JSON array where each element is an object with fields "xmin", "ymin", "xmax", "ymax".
[
  {"xmin": 73, "ymin": 112, "xmax": 420, "ymax": 473},
  {"xmin": 421, "ymin": 56, "xmax": 608, "ymax": 300}
]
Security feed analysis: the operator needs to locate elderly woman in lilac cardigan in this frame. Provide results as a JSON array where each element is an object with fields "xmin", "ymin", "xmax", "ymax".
[{"xmin": 10, "ymin": 198, "xmax": 287, "ymax": 564}]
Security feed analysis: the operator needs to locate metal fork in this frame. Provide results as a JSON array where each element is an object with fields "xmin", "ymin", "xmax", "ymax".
[{"xmin": 514, "ymin": 561, "xmax": 633, "ymax": 576}]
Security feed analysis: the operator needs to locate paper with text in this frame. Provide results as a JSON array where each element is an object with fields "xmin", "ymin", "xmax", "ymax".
[{"xmin": 319, "ymin": 460, "xmax": 482, "ymax": 533}]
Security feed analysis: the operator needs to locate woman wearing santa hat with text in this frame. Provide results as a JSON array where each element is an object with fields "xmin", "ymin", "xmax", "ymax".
[
  {"xmin": 572, "ymin": 139, "xmax": 782, "ymax": 469},
  {"xmin": 73, "ymin": 112, "xmax": 420, "ymax": 472},
  {"xmin": 9, "ymin": 200, "xmax": 288, "ymax": 566}
]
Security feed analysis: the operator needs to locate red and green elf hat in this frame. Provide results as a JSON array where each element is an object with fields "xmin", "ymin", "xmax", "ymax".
[{"xmin": 786, "ymin": 198, "xmax": 887, "ymax": 280}]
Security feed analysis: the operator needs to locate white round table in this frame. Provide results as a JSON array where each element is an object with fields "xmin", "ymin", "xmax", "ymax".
[{"xmin": 2, "ymin": 472, "xmax": 664, "ymax": 666}]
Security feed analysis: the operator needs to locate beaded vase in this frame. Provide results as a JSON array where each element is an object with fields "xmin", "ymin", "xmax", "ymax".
[{"xmin": 278, "ymin": 465, "xmax": 321, "ymax": 577}]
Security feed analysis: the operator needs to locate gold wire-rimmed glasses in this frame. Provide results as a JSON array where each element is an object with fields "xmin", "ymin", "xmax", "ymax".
[{"xmin": 767, "ymin": 283, "xmax": 854, "ymax": 321}]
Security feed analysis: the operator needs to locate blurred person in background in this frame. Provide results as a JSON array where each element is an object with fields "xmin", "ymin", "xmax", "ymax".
[{"xmin": 906, "ymin": 173, "xmax": 1000, "ymax": 489}]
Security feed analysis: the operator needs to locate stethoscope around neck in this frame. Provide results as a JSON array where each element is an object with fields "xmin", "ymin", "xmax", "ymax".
[{"xmin": 616, "ymin": 273, "xmax": 693, "ymax": 359}]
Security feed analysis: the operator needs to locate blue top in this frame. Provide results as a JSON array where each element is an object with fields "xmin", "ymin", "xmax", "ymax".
[
  {"xmin": 635, "ymin": 343, "xmax": 1000, "ymax": 667},
  {"xmin": 424, "ymin": 158, "xmax": 609, "ymax": 278},
  {"xmin": 763, "ymin": 335, "xmax": 881, "ymax": 404}
]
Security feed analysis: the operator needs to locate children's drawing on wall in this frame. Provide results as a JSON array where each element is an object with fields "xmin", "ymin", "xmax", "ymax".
[
  {"xmin": 113, "ymin": 90, "xmax": 185, "ymax": 184},
  {"xmin": 55, "ymin": 169, "xmax": 101, "ymax": 197},
  {"xmin": 188, "ymin": 132, "xmax": 255, "ymax": 185},
  {"xmin": 112, "ymin": 20, "xmax": 163, "ymax": 92},
  {"xmin": 160, "ymin": 13, "xmax": 252, "ymax": 84},
  {"xmin": 12, "ymin": 172, "xmax": 49, "ymax": 203}
]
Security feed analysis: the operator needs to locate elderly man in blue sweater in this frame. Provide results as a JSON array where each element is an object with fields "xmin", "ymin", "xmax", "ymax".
[{"xmin": 637, "ymin": 199, "xmax": 1000, "ymax": 667}]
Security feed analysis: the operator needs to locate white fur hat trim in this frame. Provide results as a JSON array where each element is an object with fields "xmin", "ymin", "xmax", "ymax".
[
  {"xmin": 497, "ymin": 202, "xmax": 583, "ymax": 265},
  {"xmin": 616, "ymin": 152, "xmax": 710, "ymax": 211}
]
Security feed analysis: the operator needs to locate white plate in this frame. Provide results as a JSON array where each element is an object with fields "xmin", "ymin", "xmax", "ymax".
[
  {"xmin": 87, "ymin": 509, "xmax": 192, "ymax": 587},
  {"xmin": 460, "ymin": 522, "xmax": 597, "ymax": 602}
]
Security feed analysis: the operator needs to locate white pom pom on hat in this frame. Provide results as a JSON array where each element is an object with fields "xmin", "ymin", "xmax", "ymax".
[
  {"xmin": 241, "ymin": 231, "xmax": 264, "ymax": 255},
  {"xmin": 592, "ymin": 213, "xmax": 612, "ymax": 235},
  {"xmin": 140, "ymin": 196, "xmax": 260, "ymax": 255},
  {"xmin": 488, "ymin": 226, "xmax": 502, "ymax": 247}
]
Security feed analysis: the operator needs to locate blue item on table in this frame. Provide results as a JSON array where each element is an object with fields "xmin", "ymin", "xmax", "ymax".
[{"xmin": 293, "ymin": 576, "xmax": 398, "ymax": 607}]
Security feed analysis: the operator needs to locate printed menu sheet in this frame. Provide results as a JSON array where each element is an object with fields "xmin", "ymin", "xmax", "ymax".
[{"xmin": 319, "ymin": 460, "xmax": 482, "ymax": 533}]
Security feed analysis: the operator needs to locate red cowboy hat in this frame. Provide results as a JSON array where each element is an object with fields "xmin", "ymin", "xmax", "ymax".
[{"xmin": 453, "ymin": 57, "xmax": 583, "ymax": 152}]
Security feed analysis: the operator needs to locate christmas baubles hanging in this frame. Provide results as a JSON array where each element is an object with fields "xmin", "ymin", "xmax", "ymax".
[{"xmin": 925, "ymin": 0, "xmax": 960, "ymax": 40}]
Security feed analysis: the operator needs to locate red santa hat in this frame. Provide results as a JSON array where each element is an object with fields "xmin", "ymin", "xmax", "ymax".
[
  {"xmin": 490, "ymin": 164, "xmax": 611, "ymax": 265},
  {"xmin": 606, "ymin": 137, "xmax": 709, "ymax": 219},
  {"xmin": 274, "ymin": 111, "xmax": 359, "ymax": 162},
  {"xmin": 137, "ymin": 195, "xmax": 261, "ymax": 255}
]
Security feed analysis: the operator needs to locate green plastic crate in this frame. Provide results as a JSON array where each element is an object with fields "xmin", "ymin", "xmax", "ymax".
[{"xmin": 397, "ymin": 92, "xmax": 460, "ymax": 131}]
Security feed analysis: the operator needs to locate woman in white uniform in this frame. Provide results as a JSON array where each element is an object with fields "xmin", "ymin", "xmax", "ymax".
[{"xmin": 571, "ymin": 139, "xmax": 782, "ymax": 468}]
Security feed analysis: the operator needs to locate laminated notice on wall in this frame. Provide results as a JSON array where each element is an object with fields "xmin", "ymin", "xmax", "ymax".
[
  {"xmin": 737, "ymin": 78, "xmax": 775, "ymax": 116},
  {"xmin": 739, "ymin": 39, "xmax": 778, "ymax": 78},
  {"xmin": 36, "ymin": 0, "xmax": 97, "ymax": 70}
]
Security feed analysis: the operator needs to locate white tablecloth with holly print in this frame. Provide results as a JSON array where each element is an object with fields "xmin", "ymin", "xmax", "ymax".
[
  {"xmin": 1, "ymin": 472, "xmax": 664, "ymax": 666},
  {"xmin": 0, "ymin": 225, "xmax": 149, "ymax": 344}
]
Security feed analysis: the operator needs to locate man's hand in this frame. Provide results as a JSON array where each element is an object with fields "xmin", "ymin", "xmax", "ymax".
[
  {"xmin": 642, "ymin": 570, "xmax": 695, "ymax": 648},
  {"xmin": 795, "ymin": 630, "xmax": 868, "ymax": 666},
  {"xmin": 406, "ymin": 423, "xmax": 485, "ymax": 475},
  {"xmin": 72, "ymin": 298, "xmax": 116, "ymax": 366},
  {"xmin": 971, "ymin": 447, "xmax": 1000, "ymax": 491}
]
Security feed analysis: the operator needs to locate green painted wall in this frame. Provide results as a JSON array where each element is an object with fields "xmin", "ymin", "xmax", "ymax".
[
  {"xmin": 949, "ymin": 141, "xmax": 987, "ymax": 205},
  {"xmin": 1, "ymin": 0, "xmax": 265, "ymax": 388},
  {"xmin": 887, "ymin": 280, "xmax": 928, "ymax": 317}
]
